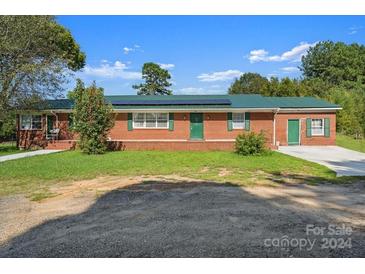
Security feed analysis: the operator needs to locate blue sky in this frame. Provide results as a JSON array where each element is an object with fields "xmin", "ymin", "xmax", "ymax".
[{"xmin": 57, "ymin": 16, "xmax": 365, "ymax": 96}]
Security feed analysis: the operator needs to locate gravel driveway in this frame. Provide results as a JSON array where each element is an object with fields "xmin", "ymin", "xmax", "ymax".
[
  {"xmin": 0, "ymin": 176, "xmax": 364, "ymax": 257},
  {"xmin": 278, "ymin": 146, "xmax": 365, "ymax": 177}
]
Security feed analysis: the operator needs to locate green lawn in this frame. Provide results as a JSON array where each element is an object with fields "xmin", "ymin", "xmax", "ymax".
[
  {"xmin": 0, "ymin": 150, "xmax": 343, "ymax": 198},
  {"xmin": 0, "ymin": 142, "xmax": 23, "ymax": 156},
  {"xmin": 336, "ymin": 134, "xmax": 365, "ymax": 153}
]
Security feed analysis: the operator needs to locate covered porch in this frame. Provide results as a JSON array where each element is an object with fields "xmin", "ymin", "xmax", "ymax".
[{"xmin": 17, "ymin": 112, "xmax": 75, "ymax": 150}]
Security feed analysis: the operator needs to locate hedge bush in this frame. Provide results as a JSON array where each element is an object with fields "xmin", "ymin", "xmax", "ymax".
[{"xmin": 235, "ymin": 131, "xmax": 267, "ymax": 155}]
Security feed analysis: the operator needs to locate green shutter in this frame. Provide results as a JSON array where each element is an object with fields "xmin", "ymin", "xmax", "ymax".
[
  {"xmin": 169, "ymin": 113, "xmax": 174, "ymax": 131},
  {"xmin": 324, "ymin": 118, "xmax": 330, "ymax": 137},
  {"xmin": 245, "ymin": 112, "xmax": 250, "ymax": 131},
  {"xmin": 127, "ymin": 113, "xmax": 133, "ymax": 131},
  {"xmin": 227, "ymin": 112, "xmax": 232, "ymax": 131},
  {"xmin": 306, "ymin": 118, "xmax": 312, "ymax": 137}
]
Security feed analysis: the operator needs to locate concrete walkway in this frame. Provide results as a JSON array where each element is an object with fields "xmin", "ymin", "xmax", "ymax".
[
  {"xmin": 0, "ymin": 150, "xmax": 63, "ymax": 163},
  {"xmin": 279, "ymin": 146, "xmax": 365, "ymax": 177}
]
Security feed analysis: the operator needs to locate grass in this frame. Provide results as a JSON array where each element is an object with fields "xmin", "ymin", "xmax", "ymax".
[
  {"xmin": 336, "ymin": 134, "xmax": 365, "ymax": 153},
  {"xmin": 29, "ymin": 191, "xmax": 58, "ymax": 202},
  {"xmin": 0, "ymin": 150, "xmax": 343, "ymax": 198},
  {"xmin": 0, "ymin": 142, "xmax": 23, "ymax": 156}
]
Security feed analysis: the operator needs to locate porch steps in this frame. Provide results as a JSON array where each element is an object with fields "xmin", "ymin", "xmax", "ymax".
[{"xmin": 46, "ymin": 140, "xmax": 76, "ymax": 150}]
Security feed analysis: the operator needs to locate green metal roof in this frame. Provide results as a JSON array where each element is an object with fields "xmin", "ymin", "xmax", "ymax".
[
  {"xmin": 43, "ymin": 94, "xmax": 340, "ymax": 110},
  {"xmin": 44, "ymin": 99, "xmax": 74, "ymax": 109},
  {"xmin": 266, "ymin": 96, "xmax": 339, "ymax": 108}
]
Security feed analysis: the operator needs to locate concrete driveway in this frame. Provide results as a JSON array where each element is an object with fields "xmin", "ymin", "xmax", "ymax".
[
  {"xmin": 278, "ymin": 146, "xmax": 365, "ymax": 177},
  {"xmin": 0, "ymin": 150, "xmax": 63, "ymax": 163}
]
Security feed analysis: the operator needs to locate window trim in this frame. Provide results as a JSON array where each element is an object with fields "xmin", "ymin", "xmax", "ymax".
[
  {"xmin": 20, "ymin": 114, "xmax": 42, "ymax": 130},
  {"xmin": 311, "ymin": 118, "xmax": 325, "ymax": 136},
  {"xmin": 132, "ymin": 113, "xmax": 170, "ymax": 129},
  {"xmin": 232, "ymin": 112, "xmax": 246, "ymax": 129}
]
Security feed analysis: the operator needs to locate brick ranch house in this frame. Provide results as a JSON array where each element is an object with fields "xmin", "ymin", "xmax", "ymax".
[{"xmin": 17, "ymin": 94, "xmax": 341, "ymax": 150}]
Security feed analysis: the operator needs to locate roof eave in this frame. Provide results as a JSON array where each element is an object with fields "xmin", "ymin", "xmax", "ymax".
[
  {"xmin": 29, "ymin": 106, "xmax": 342, "ymax": 113},
  {"xmin": 278, "ymin": 107, "xmax": 342, "ymax": 113}
]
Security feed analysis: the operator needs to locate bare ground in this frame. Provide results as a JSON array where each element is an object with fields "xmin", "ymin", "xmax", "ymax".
[{"xmin": 0, "ymin": 176, "xmax": 364, "ymax": 257}]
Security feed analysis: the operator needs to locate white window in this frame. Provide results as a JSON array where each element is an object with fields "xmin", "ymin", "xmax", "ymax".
[
  {"xmin": 311, "ymin": 118, "xmax": 324, "ymax": 136},
  {"xmin": 20, "ymin": 115, "xmax": 42, "ymax": 130},
  {"xmin": 232, "ymin": 113, "xmax": 245, "ymax": 129},
  {"xmin": 133, "ymin": 113, "xmax": 169, "ymax": 129}
]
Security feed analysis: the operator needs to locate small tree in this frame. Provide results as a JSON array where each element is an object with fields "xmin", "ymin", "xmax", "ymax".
[
  {"xmin": 69, "ymin": 79, "xmax": 114, "ymax": 154},
  {"xmin": 133, "ymin": 62, "xmax": 172, "ymax": 95}
]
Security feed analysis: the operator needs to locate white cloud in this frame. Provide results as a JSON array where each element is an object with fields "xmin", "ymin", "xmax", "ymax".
[
  {"xmin": 123, "ymin": 47, "xmax": 134, "ymax": 54},
  {"xmin": 159, "ymin": 63, "xmax": 175, "ymax": 70},
  {"xmin": 176, "ymin": 87, "xmax": 225, "ymax": 95},
  {"xmin": 248, "ymin": 42, "xmax": 317, "ymax": 63},
  {"xmin": 82, "ymin": 60, "xmax": 141, "ymax": 80},
  {"xmin": 267, "ymin": 73, "xmax": 278, "ymax": 78},
  {"xmin": 248, "ymin": 49, "xmax": 271, "ymax": 63},
  {"xmin": 281, "ymin": 66, "xmax": 300, "ymax": 73},
  {"xmin": 348, "ymin": 26, "xmax": 363, "ymax": 35},
  {"xmin": 197, "ymin": 70, "xmax": 242, "ymax": 82},
  {"xmin": 123, "ymin": 45, "xmax": 143, "ymax": 55}
]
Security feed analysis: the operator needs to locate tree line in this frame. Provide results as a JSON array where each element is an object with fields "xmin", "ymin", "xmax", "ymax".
[{"xmin": 228, "ymin": 41, "xmax": 365, "ymax": 138}]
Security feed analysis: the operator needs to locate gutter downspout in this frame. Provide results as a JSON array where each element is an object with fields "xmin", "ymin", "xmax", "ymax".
[{"xmin": 273, "ymin": 108, "xmax": 279, "ymax": 147}]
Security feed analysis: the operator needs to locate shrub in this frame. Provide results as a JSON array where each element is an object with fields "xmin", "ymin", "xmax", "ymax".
[
  {"xmin": 69, "ymin": 79, "xmax": 115, "ymax": 154},
  {"xmin": 235, "ymin": 131, "xmax": 267, "ymax": 155}
]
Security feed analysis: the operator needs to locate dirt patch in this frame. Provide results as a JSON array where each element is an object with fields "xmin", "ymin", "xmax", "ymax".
[
  {"xmin": 218, "ymin": 168, "xmax": 232, "ymax": 177},
  {"xmin": 200, "ymin": 166, "xmax": 210, "ymax": 173},
  {"xmin": 0, "ymin": 175, "xmax": 203, "ymax": 245},
  {"xmin": 0, "ymin": 176, "xmax": 364, "ymax": 257}
]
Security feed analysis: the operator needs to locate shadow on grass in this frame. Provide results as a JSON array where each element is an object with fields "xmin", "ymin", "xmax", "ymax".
[
  {"xmin": 1, "ymin": 178, "xmax": 364, "ymax": 258},
  {"xmin": 266, "ymin": 169, "xmax": 365, "ymax": 185},
  {"xmin": 0, "ymin": 144, "xmax": 18, "ymax": 154}
]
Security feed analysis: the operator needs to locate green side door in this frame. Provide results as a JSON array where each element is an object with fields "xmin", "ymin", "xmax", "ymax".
[
  {"xmin": 190, "ymin": 113, "xmax": 203, "ymax": 140},
  {"xmin": 287, "ymin": 119, "xmax": 300, "ymax": 145}
]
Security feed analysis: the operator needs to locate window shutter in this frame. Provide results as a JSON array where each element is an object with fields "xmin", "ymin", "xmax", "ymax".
[
  {"xmin": 127, "ymin": 113, "xmax": 133, "ymax": 131},
  {"xmin": 306, "ymin": 118, "xmax": 312, "ymax": 137},
  {"xmin": 324, "ymin": 118, "xmax": 330, "ymax": 137},
  {"xmin": 169, "ymin": 113, "xmax": 174, "ymax": 131},
  {"xmin": 245, "ymin": 112, "xmax": 250, "ymax": 131},
  {"xmin": 227, "ymin": 112, "xmax": 233, "ymax": 131}
]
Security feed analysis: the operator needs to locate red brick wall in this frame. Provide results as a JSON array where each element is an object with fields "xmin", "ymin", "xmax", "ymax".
[
  {"xmin": 56, "ymin": 113, "xmax": 75, "ymax": 140},
  {"xmin": 108, "ymin": 141, "xmax": 235, "ymax": 151},
  {"xmin": 251, "ymin": 112, "xmax": 274, "ymax": 145},
  {"xmin": 17, "ymin": 114, "xmax": 47, "ymax": 149},
  {"xmin": 109, "ymin": 112, "xmax": 274, "ymax": 141},
  {"xmin": 17, "ymin": 111, "xmax": 337, "ymax": 150},
  {"xmin": 109, "ymin": 113, "xmax": 190, "ymax": 140},
  {"xmin": 275, "ymin": 113, "xmax": 336, "ymax": 146}
]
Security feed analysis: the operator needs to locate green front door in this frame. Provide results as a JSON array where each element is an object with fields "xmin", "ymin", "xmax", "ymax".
[
  {"xmin": 190, "ymin": 113, "xmax": 203, "ymax": 139},
  {"xmin": 288, "ymin": 119, "xmax": 300, "ymax": 145}
]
